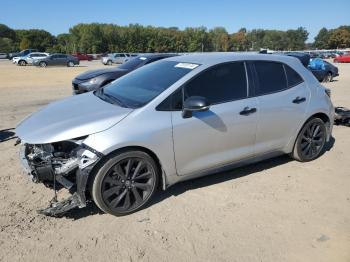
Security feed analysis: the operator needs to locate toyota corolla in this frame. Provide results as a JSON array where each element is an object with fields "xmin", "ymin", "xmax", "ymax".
[{"xmin": 16, "ymin": 53, "xmax": 334, "ymax": 216}]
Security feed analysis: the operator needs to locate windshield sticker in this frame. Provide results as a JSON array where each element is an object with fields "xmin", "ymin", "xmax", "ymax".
[
  {"xmin": 175, "ymin": 63, "xmax": 199, "ymax": 69},
  {"xmin": 139, "ymin": 57, "xmax": 147, "ymax": 60}
]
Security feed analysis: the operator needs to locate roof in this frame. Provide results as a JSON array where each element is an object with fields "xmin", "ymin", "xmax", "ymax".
[
  {"xmin": 136, "ymin": 53, "xmax": 178, "ymax": 58},
  {"xmin": 166, "ymin": 52, "xmax": 302, "ymax": 67}
]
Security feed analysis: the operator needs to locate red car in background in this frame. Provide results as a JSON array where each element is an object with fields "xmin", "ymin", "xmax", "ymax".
[
  {"xmin": 72, "ymin": 52, "xmax": 93, "ymax": 61},
  {"xmin": 334, "ymin": 54, "xmax": 350, "ymax": 63}
]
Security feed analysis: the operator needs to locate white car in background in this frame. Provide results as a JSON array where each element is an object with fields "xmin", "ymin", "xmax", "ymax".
[
  {"xmin": 13, "ymin": 52, "xmax": 49, "ymax": 66},
  {"xmin": 101, "ymin": 53, "xmax": 136, "ymax": 65}
]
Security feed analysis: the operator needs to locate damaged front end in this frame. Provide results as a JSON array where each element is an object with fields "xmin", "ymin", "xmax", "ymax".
[{"xmin": 19, "ymin": 137, "xmax": 103, "ymax": 217}]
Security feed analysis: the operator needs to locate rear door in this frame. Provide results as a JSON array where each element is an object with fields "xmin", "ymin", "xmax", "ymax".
[
  {"xmin": 50, "ymin": 55, "xmax": 60, "ymax": 65},
  {"xmin": 58, "ymin": 54, "xmax": 68, "ymax": 65},
  {"xmin": 252, "ymin": 61, "xmax": 310, "ymax": 154},
  {"xmin": 171, "ymin": 62, "xmax": 258, "ymax": 176}
]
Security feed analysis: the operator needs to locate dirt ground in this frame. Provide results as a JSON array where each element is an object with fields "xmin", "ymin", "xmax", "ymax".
[{"xmin": 0, "ymin": 59, "xmax": 349, "ymax": 262}]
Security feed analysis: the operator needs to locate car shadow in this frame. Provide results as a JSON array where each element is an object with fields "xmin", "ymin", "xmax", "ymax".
[
  {"xmin": 324, "ymin": 136, "xmax": 335, "ymax": 152},
  {"xmin": 150, "ymin": 155, "xmax": 292, "ymax": 206},
  {"xmin": 63, "ymin": 201, "xmax": 103, "ymax": 219},
  {"xmin": 0, "ymin": 128, "xmax": 17, "ymax": 143},
  {"xmin": 62, "ymin": 137, "xmax": 336, "ymax": 220}
]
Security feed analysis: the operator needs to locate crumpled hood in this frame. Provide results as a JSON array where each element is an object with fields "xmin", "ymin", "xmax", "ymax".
[
  {"xmin": 16, "ymin": 92, "xmax": 133, "ymax": 144},
  {"xmin": 75, "ymin": 68, "xmax": 127, "ymax": 80}
]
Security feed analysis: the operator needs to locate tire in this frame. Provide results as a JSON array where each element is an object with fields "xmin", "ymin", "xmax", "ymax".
[
  {"xmin": 345, "ymin": 118, "xmax": 350, "ymax": 127},
  {"xmin": 323, "ymin": 72, "xmax": 332, "ymax": 83},
  {"xmin": 107, "ymin": 60, "xmax": 112, "ymax": 66},
  {"xmin": 18, "ymin": 60, "xmax": 27, "ymax": 66},
  {"xmin": 67, "ymin": 61, "xmax": 75, "ymax": 67},
  {"xmin": 291, "ymin": 118, "xmax": 327, "ymax": 162},
  {"xmin": 91, "ymin": 150, "xmax": 159, "ymax": 216},
  {"xmin": 39, "ymin": 61, "xmax": 47, "ymax": 68}
]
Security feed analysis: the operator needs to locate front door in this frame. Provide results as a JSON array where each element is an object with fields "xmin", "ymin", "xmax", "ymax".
[{"xmin": 172, "ymin": 62, "xmax": 258, "ymax": 176}]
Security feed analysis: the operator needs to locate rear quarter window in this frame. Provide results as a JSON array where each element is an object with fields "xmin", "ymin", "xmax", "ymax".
[
  {"xmin": 254, "ymin": 61, "xmax": 287, "ymax": 95},
  {"xmin": 284, "ymin": 64, "xmax": 304, "ymax": 87}
]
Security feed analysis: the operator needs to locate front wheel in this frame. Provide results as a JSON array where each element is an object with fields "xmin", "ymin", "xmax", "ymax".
[
  {"xmin": 67, "ymin": 61, "xmax": 75, "ymax": 67},
  {"xmin": 18, "ymin": 60, "xmax": 27, "ymax": 66},
  {"xmin": 291, "ymin": 118, "xmax": 327, "ymax": 162},
  {"xmin": 107, "ymin": 60, "xmax": 112, "ymax": 65},
  {"xmin": 91, "ymin": 151, "xmax": 159, "ymax": 216}
]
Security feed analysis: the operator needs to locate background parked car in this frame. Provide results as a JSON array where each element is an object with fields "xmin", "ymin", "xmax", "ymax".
[
  {"xmin": 0, "ymin": 53, "xmax": 8, "ymax": 59},
  {"xmin": 13, "ymin": 52, "xmax": 49, "ymax": 66},
  {"xmin": 72, "ymin": 52, "xmax": 93, "ymax": 61},
  {"xmin": 308, "ymin": 58, "xmax": 339, "ymax": 82},
  {"xmin": 101, "ymin": 53, "xmax": 136, "ymax": 65},
  {"xmin": 33, "ymin": 53, "xmax": 79, "ymax": 67},
  {"xmin": 72, "ymin": 53, "xmax": 177, "ymax": 94},
  {"xmin": 334, "ymin": 54, "xmax": 350, "ymax": 63},
  {"xmin": 9, "ymin": 49, "xmax": 37, "ymax": 60}
]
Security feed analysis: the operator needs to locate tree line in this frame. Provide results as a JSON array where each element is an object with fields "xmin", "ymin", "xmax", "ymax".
[{"xmin": 0, "ymin": 23, "xmax": 349, "ymax": 54}]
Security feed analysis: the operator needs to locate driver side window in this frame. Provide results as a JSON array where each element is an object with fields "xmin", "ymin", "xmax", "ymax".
[
  {"xmin": 183, "ymin": 62, "xmax": 248, "ymax": 105},
  {"xmin": 157, "ymin": 62, "xmax": 248, "ymax": 111}
]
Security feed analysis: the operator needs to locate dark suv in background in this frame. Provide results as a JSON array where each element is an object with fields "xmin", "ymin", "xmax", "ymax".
[{"xmin": 72, "ymin": 53, "xmax": 177, "ymax": 94}]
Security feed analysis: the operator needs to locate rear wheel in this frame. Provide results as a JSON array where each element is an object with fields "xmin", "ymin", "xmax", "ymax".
[
  {"xmin": 107, "ymin": 60, "xmax": 112, "ymax": 65},
  {"xmin": 323, "ymin": 72, "xmax": 333, "ymax": 82},
  {"xmin": 67, "ymin": 61, "xmax": 75, "ymax": 67},
  {"xmin": 92, "ymin": 151, "xmax": 159, "ymax": 216},
  {"xmin": 292, "ymin": 118, "xmax": 327, "ymax": 162},
  {"xmin": 39, "ymin": 61, "xmax": 47, "ymax": 67}
]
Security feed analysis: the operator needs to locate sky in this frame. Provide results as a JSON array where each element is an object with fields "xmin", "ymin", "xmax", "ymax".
[{"xmin": 1, "ymin": 0, "xmax": 349, "ymax": 42}]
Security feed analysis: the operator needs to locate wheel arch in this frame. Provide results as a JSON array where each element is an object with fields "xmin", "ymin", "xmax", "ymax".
[
  {"xmin": 87, "ymin": 145, "xmax": 167, "ymax": 194},
  {"xmin": 288, "ymin": 111, "xmax": 331, "ymax": 154}
]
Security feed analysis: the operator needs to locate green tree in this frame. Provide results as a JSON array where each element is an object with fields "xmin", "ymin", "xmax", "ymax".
[
  {"xmin": 286, "ymin": 27, "xmax": 308, "ymax": 50},
  {"xmin": 231, "ymin": 28, "xmax": 250, "ymax": 51},
  {"xmin": 209, "ymin": 27, "xmax": 230, "ymax": 51},
  {"xmin": 314, "ymin": 28, "xmax": 330, "ymax": 49},
  {"xmin": 328, "ymin": 28, "xmax": 350, "ymax": 48},
  {"xmin": 19, "ymin": 37, "xmax": 30, "ymax": 50},
  {"xmin": 0, "ymin": 37, "xmax": 14, "ymax": 52},
  {"xmin": 0, "ymin": 24, "xmax": 16, "ymax": 40}
]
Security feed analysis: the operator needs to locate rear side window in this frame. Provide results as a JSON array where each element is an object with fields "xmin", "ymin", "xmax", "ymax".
[
  {"xmin": 184, "ymin": 62, "xmax": 247, "ymax": 104},
  {"xmin": 254, "ymin": 61, "xmax": 287, "ymax": 95},
  {"xmin": 284, "ymin": 65, "xmax": 303, "ymax": 87}
]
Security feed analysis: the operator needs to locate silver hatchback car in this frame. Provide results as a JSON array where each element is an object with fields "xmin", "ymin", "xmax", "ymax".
[{"xmin": 16, "ymin": 53, "xmax": 334, "ymax": 216}]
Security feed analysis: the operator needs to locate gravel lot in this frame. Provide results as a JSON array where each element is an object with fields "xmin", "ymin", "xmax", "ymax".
[{"xmin": 0, "ymin": 59, "xmax": 349, "ymax": 262}]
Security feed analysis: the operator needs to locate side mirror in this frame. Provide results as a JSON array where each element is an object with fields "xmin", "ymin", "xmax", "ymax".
[{"xmin": 182, "ymin": 96, "xmax": 210, "ymax": 118}]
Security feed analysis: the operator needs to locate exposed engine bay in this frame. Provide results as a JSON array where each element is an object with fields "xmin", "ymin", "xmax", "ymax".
[{"xmin": 19, "ymin": 138, "xmax": 102, "ymax": 216}]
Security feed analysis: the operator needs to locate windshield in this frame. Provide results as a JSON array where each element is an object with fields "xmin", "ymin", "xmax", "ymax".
[
  {"xmin": 118, "ymin": 56, "xmax": 146, "ymax": 70},
  {"xmin": 96, "ymin": 60, "xmax": 196, "ymax": 108}
]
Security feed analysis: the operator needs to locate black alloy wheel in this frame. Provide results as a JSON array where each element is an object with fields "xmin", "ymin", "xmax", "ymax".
[
  {"xmin": 92, "ymin": 151, "xmax": 159, "ymax": 216},
  {"xmin": 292, "ymin": 118, "xmax": 326, "ymax": 162}
]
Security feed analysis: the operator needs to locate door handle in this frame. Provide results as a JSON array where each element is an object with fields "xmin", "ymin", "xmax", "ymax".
[
  {"xmin": 240, "ymin": 107, "xmax": 257, "ymax": 116},
  {"xmin": 292, "ymin": 96, "xmax": 306, "ymax": 104}
]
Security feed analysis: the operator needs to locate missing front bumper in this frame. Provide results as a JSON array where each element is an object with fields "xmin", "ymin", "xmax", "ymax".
[{"xmin": 19, "ymin": 143, "xmax": 102, "ymax": 217}]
